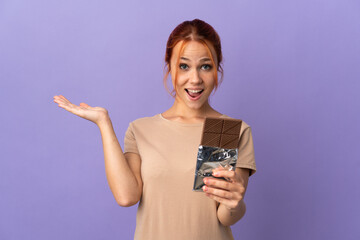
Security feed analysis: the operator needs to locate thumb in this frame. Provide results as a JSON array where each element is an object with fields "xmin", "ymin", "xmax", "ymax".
[{"xmin": 79, "ymin": 102, "xmax": 91, "ymax": 108}]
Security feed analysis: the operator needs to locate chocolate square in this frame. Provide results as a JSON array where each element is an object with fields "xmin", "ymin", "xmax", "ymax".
[
  {"xmin": 200, "ymin": 117, "xmax": 242, "ymax": 149},
  {"xmin": 222, "ymin": 120, "xmax": 241, "ymax": 135},
  {"xmin": 201, "ymin": 132, "xmax": 221, "ymax": 147},
  {"xmin": 220, "ymin": 134, "xmax": 239, "ymax": 149},
  {"xmin": 203, "ymin": 118, "xmax": 223, "ymax": 133}
]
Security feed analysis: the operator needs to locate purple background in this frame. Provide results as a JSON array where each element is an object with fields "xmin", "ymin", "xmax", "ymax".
[{"xmin": 1, "ymin": 0, "xmax": 359, "ymax": 239}]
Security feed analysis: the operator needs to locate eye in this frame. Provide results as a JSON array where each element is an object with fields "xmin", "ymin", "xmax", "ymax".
[
  {"xmin": 179, "ymin": 63, "xmax": 189, "ymax": 70},
  {"xmin": 201, "ymin": 64, "xmax": 213, "ymax": 71}
]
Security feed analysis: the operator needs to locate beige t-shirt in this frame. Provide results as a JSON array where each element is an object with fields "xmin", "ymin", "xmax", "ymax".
[{"xmin": 124, "ymin": 113, "xmax": 256, "ymax": 240}]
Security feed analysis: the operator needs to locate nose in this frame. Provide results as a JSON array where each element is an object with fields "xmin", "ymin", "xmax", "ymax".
[{"xmin": 189, "ymin": 69, "xmax": 203, "ymax": 84}]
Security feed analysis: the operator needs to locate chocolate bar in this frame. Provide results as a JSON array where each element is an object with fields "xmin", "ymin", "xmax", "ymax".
[
  {"xmin": 201, "ymin": 118, "xmax": 242, "ymax": 149},
  {"xmin": 193, "ymin": 117, "xmax": 242, "ymax": 191}
]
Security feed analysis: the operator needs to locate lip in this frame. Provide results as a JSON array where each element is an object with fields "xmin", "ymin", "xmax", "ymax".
[
  {"xmin": 185, "ymin": 88, "xmax": 204, "ymax": 101},
  {"xmin": 186, "ymin": 88, "xmax": 204, "ymax": 91}
]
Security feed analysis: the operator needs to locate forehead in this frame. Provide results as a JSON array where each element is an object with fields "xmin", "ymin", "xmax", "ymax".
[{"xmin": 172, "ymin": 40, "xmax": 216, "ymax": 61}]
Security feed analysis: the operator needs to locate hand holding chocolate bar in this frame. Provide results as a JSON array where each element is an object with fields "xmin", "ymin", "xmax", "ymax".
[{"xmin": 193, "ymin": 117, "xmax": 242, "ymax": 191}]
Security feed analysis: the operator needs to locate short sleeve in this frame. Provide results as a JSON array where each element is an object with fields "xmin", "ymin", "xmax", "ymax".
[
  {"xmin": 236, "ymin": 126, "xmax": 257, "ymax": 176},
  {"xmin": 124, "ymin": 122, "xmax": 139, "ymax": 154}
]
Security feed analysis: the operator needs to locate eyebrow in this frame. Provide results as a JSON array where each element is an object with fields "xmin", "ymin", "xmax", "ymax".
[{"xmin": 180, "ymin": 57, "xmax": 212, "ymax": 62}]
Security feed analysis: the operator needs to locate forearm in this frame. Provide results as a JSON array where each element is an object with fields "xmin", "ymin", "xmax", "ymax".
[
  {"xmin": 98, "ymin": 117, "xmax": 140, "ymax": 206},
  {"xmin": 217, "ymin": 199, "xmax": 246, "ymax": 226}
]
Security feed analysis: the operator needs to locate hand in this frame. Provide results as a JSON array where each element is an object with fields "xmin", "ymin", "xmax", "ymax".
[
  {"xmin": 53, "ymin": 95, "xmax": 109, "ymax": 125},
  {"xmin": 202, "ymin": 167, "xmax": 248, "ymax": 211}
]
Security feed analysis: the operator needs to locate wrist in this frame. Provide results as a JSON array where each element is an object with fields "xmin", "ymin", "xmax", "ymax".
[
  {"xmin": 97, "ymin": 114, "xmax": 111, "ymax": 128},
  {"xmin": 225, "ymin": 199, "xmax": 245, "ymax": 212}
]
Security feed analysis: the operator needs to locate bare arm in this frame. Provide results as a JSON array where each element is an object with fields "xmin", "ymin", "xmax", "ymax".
[
  {"xmin": 203, "ymin": 167, "xmax": 250, "ymax": 226},
  {"xmin": 98, "ymin": 117, "xmax": 142, "ymax": 207},
  {"xmin": 53, "ymin": 95, "xmax": 142, "ymax": 207},
  {"xmin": 216, "ymin": 168, "xmax": 249, "ymax": 226}
]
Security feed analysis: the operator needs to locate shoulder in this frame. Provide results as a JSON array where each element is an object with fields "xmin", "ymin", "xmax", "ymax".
[{"xmin": 129, "ymin": 114, "xmax": 162, "ymax": 129}]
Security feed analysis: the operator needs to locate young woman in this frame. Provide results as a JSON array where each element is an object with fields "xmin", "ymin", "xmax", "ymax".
[{"xmin": 53, "ymin": 19, "xmax": 256, "ymax": 240}]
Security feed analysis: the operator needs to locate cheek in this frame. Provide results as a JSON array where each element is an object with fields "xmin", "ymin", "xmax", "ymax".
[
  {"xmin": 170, "ymin": 71, "xmax": 187, "ymax": 95},
  {"xmin": 174, "ymin": 72, "xmax": 187, "ymax": 87},
  {"xmin": 202, "ymin": 73, "xmax": 216, "ymax": 87}
]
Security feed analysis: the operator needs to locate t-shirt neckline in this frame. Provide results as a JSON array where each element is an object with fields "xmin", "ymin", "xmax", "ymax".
[{"xmin": 158, "ymin": 113, "xmax": 227, "ymax": 127}]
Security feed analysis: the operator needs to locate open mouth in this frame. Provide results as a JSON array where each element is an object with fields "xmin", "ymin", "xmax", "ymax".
[{"xmin": 185, "ymin": 89, "xmax": 204, "ymax": 100}]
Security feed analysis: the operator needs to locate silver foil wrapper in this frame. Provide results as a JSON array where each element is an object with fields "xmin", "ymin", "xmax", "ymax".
[{"xmin": 193, "ymin": 145, "xmax": 238, "ymax": 191}]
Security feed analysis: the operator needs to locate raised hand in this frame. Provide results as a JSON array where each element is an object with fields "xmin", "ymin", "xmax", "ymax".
[{"xmin": 53, "ymin": 95, "xmax": 109, "ymax": 125}]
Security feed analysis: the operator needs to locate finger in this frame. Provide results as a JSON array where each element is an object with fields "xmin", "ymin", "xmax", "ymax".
[
  {"xmin": 203, "ymin": 177, "xmax": 233, "ymax": 191},
  {"xmin": 58, "ymin": 95, "xmax": 72, "ymax": 104},
  {"xmin": 209, "ymin": 180, "xmax": 245, "ymax": 200},
  {"xmin": 54, "ymin": 97, "xmax": 66, "ymax": 106},
  {"xmin": 53, "ymin": 95, "xmax": 64, "ymax": 102},
  {"xmin": 203, "ymin": 185, "xmax": 233, "ymax": 199},
  {"xmin": 205, "ymin": 193, "xmax": 238, "ymax": 210},
  {"xmin": 57, "ymin": 101, "xmax": 76, "ymax": 111},
  {"xmin": 79, "ymin": 102, "xmax": 92, "ymax": 108},
  {"xmin": 204, "ymin": 192, "xmax": 239, "ymax": 209},
  {"xmin": 56, "ymin": 100, "xmax": 83, "ymax": 115},
  {"xmin": 212, "ymin": 169, "xmax": 236, "ymax": 181},
  {"xmin": 215, "ymin": 165, "xmax": 231, "ymax": 170},
  {"xmin": 203, "ymin": 181, "xmax": 245, "ymax": 203},
  {"xmin": 54, "ymin": 95, "xmax": 70, "ymax": 105}
]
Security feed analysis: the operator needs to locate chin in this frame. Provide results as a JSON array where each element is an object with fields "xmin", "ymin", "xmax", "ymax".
[
  {"xmin": 176, "ymin": 91, "xmax": 210, "ymax": 110},
  {"xmin": 186, "ymin": 100, "xmax": 208, "ymax": 110}
]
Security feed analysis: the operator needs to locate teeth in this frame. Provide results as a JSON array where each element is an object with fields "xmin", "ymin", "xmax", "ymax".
[{"xmin": 187, "ymin": 89, "xmax": 203, "ymax": 93}]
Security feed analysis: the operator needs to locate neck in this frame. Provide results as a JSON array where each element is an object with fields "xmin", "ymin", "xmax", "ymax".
[{"xmin": 167, "ymin": 99, "xmax": 213, "ymax": 119}]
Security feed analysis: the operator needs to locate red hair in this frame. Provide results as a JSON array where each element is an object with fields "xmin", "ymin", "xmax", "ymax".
[{"xmin": 163, "ymin": 19, "xmax": 224, "ymax": 97}]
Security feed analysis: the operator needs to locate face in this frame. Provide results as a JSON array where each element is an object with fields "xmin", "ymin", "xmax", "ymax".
[{"xmin": 170, "ymin": 40, "xmax": 218, "ymax": 110}]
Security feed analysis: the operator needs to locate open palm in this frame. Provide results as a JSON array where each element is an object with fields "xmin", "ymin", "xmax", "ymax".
[{"xmin": 53, "ymin": 95, "xmax": 108, "ymax": 125}]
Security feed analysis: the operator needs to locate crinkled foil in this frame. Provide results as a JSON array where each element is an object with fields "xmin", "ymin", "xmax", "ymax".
[{"xmin": 193, "ymin": 145, "xmax": 238, "ymax": 191}]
